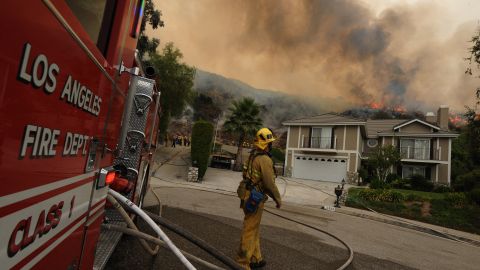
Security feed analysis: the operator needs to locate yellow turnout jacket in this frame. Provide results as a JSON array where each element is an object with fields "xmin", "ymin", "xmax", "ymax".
[{"xmin": 239, "ymin": 150, "xmax": 282, "ymax": 207}]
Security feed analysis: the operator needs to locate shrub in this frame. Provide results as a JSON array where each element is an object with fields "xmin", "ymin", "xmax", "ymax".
[
  {"xmin": 410, "ymin": 174, "xmax": 434, "ymax": 192},
  {"xmin": 445, "ymin": 192, "xmax": 468, "ymax": 208},
  {"xmin": 191, "ymin": 120, "xmax": 214, "ymax": 180},
  {"xmin": 386, "ymin": 173, "xmax": 400, "ymax": 183},
  {"xmin": 358, "ymin": 168, "xmax": 368, "ymax": 183},
  {"xmin": 358, "ymin": 189, "xmax": 378, "ymax": 201},
  {"xmin": 405, "ymin": 193, "xmax": 421, "ymax": 201},
  {"xmin": 468, "ymin": 188, "xmax": 480, "ymax": 206},
  {"xmin": 358, "ymin": 189, "xmax": 404, "ymax": 203},
  {"xmin": 453, "ymin": 169, "xmax": 480, "ymax": 192},
  {"xmin": 391, "ymin": 178, "xmax": 411, "ymax": 189},
  {"xmin": 370, "ymin": 178, "xmax": 390, "ymax": 189},
  {"xmin": 433, "ymin": 185, "xmax": 452, "ymax": 193},
  {"xmin": 381, "ymin": 190, "xmax": 405, "ymax": 203}
]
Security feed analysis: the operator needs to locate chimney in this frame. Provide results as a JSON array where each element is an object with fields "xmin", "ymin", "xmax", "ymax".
[
  {"xmin": 437, "ymin": 105, "xmax": 449, "ymax": 130},
  {"xmin": 425, "ymin": 112, "xmax": 436, "ymax": 124}
]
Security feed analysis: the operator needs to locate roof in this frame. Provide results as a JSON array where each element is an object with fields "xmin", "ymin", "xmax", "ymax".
[
  {"xmin": 393, "ymin": 119, "xmax": 440, "ymax": 131},
  {"xmin": 366, "ymin": 119, "xmax": 458, "ymax": 138},
  {"xmin": 282, "ymin": 113, "xmax": 365, "ymax": 126},
  {"xmin": 366, "ymin": 119, "xmax": 405, "ymax": 137}
]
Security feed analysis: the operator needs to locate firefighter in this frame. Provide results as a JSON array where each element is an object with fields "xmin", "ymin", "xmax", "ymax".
[{"xmin": 236, "ymin": 128, "xmax": 282, "ymax": 269}]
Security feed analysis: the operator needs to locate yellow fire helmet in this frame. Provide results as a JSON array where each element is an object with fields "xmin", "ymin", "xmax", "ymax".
[{"xmin": 254, "ymin": 128, "xmax": 276, "ymax": 150}]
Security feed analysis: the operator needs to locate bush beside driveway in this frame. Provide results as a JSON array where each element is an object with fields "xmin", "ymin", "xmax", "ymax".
[{"xmin": 346, "ymin": 187, "xmax": 480, "ymax": 234}]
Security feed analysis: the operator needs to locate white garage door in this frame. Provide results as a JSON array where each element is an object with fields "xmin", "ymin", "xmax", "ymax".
[{"xmin": 293, "ymin": 155, "xmax": 347, "ymax": 182}]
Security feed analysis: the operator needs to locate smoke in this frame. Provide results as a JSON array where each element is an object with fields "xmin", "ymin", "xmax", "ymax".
[{"xmin": 151, "ymin": 0, "xmax": 480, "ymax": 112}]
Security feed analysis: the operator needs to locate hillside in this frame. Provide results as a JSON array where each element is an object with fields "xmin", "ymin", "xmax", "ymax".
[{"xmin": 193, "ymin": 69, "xmax": 328, "ymax": 129}]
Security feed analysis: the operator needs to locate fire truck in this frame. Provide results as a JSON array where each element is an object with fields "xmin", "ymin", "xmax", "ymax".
[{"xmin": 0, "ymin": 1, "xmax": 160, "ymax": 269}]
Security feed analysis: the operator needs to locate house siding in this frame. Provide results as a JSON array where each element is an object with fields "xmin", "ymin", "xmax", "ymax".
[
  {"xmin": 299, "ymin": 126, "xmax": 310, "ymax": 147},
  {"xmin": 348, "ymin": 153, "xmax": 356, "ymax": 172},
  {"xmin": 431, "ymin": 164, "xmax": 438, "ymax": 183},
  {"xmin": 382, "ymin": 136, "xmax": 394, "ymax": 146},
  {"xmin": 336, "ymin": 125, "xmax": 346, "ymax": 150},
  {"xmin": 438, "ymin": 164, "xmax": 448, "ymax": 184},
  {"xmin": 400, "ymin": 122, "xmax": 432, "ymax": 133},
  {"xmin": 285, "ymin": 151, "xmax": 293, "ymax": 176},
  {"xmin": 439, "ymin": 138, "xmax": 449, "ymax": 161},
  {"xmin": 288, "ymin": 126, "xmax": 300, "ymax": 148},
  {"xmin": 345, "ymin": 126, "xmax": 358, "ymax": 150}
]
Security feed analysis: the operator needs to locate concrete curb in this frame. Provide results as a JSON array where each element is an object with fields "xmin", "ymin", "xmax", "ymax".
[{"xmin": 333, "ymin": 207, "xmax": 480, "ymax": 248}]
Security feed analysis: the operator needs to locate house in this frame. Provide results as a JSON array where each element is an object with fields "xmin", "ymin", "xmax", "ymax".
[{"xmin": 282, "ymin": 106, "xmax": 458, "ymax": 185}]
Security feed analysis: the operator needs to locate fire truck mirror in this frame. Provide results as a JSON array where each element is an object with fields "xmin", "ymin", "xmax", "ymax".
[{"xmin": 85, "ymin": 139, "xmax": 99, "ymax": 172}]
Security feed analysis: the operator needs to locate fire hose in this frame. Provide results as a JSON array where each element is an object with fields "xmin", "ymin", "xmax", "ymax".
[
  {"xmin": 108, "ymin": 189, "xmax": 197, "ymax": 270},
  {"xmin": 151, "ymin": 179, "xmax": 355, "ymax": 270},
  {"xmin": 106, "ymin": 194, "xmax": 159, "ymax": 256},
  {"xmin": 102, "ymin": 224, "xmax": 225, "ymax": 270},
  {"xmin": 119, "ymin": 206, "xmax": 244, "ymax": 270}
]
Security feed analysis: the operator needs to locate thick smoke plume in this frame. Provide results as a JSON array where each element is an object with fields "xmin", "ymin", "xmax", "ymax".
[{"xmin": 151, "ymin": 0, "xmax": 479, "ymax": 112}]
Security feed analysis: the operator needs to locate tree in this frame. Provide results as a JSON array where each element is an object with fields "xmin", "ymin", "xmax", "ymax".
[
  {"xmin": 367, "ymin": 145, "xmax": 401, "ymax": 183},
  {"xmin": 149, "ymin": 43, "xmax": 195, "ymax": 139},
  {"xmin": 223, "ymin": 98, "xmax": 263, "ymax": 171},
  {"xmin": 466, "ymin": 26, "xmax": 480, "ymax": 108},
  {"xmin": 451, "ymin": 133, "xmax": 473, "ymax": 181},
  {"xmin": 192, "ymin": 92, "xmax": 222, "ymax": 122},
  {"xmin": 191, "ymin": 121, "xmax": 214, "ymax": 180},
  {"xmin": 457, "ymin": 27, "xmax": 480, "ymax": 171},
  {"xmin": 464, "ymin": 108, "xmax": 480, "ymax": 166},
  {"xmin": 137, "ymin": 0, "xmax": 164, "ymax": 59}
]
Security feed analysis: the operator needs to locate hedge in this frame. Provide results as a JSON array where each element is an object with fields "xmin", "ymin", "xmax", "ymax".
[
  {"xmin": 358, "ymin": 189, "xmax": 405, "ymax": 203},
  {"xmin": 191, "ymin": 120, "xmax": 214, "ymax": 180}
]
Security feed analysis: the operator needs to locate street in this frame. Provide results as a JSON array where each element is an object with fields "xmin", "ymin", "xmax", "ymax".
[{"xmin": 107, "ymin": 147, "xmax": 480, "ymax": 270}]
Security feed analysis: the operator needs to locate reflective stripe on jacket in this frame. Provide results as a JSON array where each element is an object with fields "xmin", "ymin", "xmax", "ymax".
[{"xmin": 242, "ymin": 151, "xmax": 282, "ymax": 206}]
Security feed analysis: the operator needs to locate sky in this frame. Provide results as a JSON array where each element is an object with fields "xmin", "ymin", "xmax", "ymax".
[{"xmin": 149, "ymin": 0, "xmax": 480, "ymax": 112}]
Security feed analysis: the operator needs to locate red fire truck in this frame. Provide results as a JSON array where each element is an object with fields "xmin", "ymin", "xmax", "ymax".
[{"xmin": 0, "ymin": 1, "xmax": 159, "ymax": 269}]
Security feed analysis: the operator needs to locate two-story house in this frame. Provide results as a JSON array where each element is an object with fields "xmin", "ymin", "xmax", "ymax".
[{"xmin": 282, "ymin": 106, "xmax": 458, "ymax": 185}]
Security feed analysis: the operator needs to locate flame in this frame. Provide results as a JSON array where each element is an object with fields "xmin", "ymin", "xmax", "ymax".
[
  {"xmin": 369, "ymin": 102, "xmax": 383, "ymax": 109},
  {"xmin": 449, "ymin": 114, "xmax": 466, "ymax": 127},
  {"xmin": 393, "ymin": 105, "xmax": 407, "ymax": 113}
]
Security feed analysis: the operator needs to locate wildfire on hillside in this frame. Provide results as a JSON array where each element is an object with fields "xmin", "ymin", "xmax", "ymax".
[
  {"xmin": 367, "ymin": 101, "xmax": 406, "ymax": 113},
  {"xmin": 393, "ymin": 105, "xmax": 407, "ymax": 113},
  {"xmin": 369, "ymin": 102, "xmax": 383, "ymax": 110},
  {"xmin": 449, "ymin": 114, "xmax": 466, "ymax": 127}
]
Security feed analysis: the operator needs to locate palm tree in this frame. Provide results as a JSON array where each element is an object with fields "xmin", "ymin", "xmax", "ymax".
[{"xmin": 223, "ymin": 97, "xmax": 263, "ymax": 171}]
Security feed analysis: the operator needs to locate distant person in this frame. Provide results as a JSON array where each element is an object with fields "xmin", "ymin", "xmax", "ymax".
[
  {"xmin": 236, "ymin": 128, "xmax": 282, "ymax": 269},
  {"xmin": 171, "ymin": 135, "xmax": 176, "ymax": 148}
]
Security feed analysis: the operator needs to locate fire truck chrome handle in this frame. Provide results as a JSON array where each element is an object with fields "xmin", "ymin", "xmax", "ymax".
[
  {"xmin": 115, "ymin": 60, "xmax": 140, "ymax": 76},
  {"xmin": 102, "ymin": 144, "xmax": 129, "ymax": 159}
]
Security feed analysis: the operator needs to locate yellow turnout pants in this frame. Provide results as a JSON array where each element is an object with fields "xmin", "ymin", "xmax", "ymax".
[{"xmin": 236, "ymin": 202, "xmax": 264, "ymax": 270}]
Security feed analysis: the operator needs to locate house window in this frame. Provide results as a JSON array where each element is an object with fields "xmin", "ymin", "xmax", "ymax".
[
  {"xmin": 402, "ymin": 165, "xmax": 426, "ymax": 178},
  {"xmin": 310, "ymin": 127, "xmax": 332, "ymax": 149},
  {"xmin": 66, "ymin": 0, "xmax": 117, "ymax": 55},
  {"xmin": 367, "ymin": 139, "xmax": 378, "ymax": 148},
  {"xmin": 400, "ymin": 139, "xmax": 430, "ymax": 160}
]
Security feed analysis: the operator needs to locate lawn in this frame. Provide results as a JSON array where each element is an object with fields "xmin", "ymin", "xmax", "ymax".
[{"xmin": 346, "ymin": 187, "xmax": 480, "ymax": 234}]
